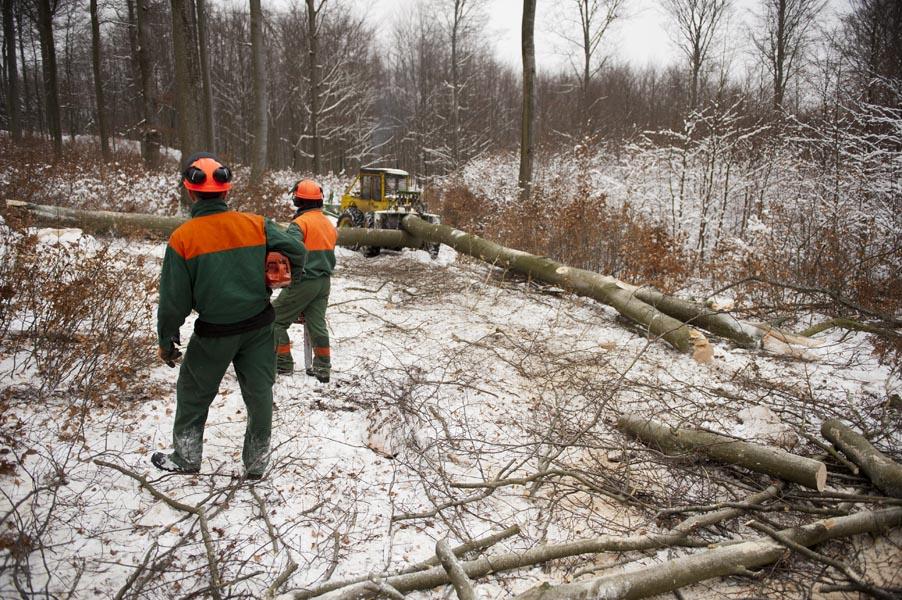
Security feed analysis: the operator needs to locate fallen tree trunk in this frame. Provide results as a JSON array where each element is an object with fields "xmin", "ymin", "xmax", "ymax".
[
  {"xmin": 4, "ymin": 200, "xmax": 421, "ymax": 250},
  {"xmin": 821, "ymin": 419, "xmax": 902, "ymax": 498},
  {"xmin": 287, "ymin": 486, "xmax": 782, "ymax": 599},
  {"xmin": 617, "ymin": 415, "xmax": 827, "ymax": 491},
  {"xmin": 513, "ymin": 507, "xmax": 902, "ymax": 600},
  {"xmin": 400, "ymin": 215, "xmax": 712, "ymax": 356},
  {"xmin": 629, "ymin": 286, "xmax": 758, "ymax": 348}
]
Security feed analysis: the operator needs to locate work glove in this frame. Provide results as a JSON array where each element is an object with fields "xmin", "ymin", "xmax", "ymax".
[{"xmin": 159, "ymin": 343, "xmax": 182, "ymax": 368}]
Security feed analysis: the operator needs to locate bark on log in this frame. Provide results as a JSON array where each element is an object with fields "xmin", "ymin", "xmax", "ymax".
[
  {"xmin": 401, "ymin": 215, "xmax": 710, "ymax": 356},
  {"xmin": 436, "ymin": 539, "xmax": 477, "ymax": 600},
  {"xmin": 513, "ymin": 507, "xmax": 902, "ymax": 600},
  {"xmin": 821, "ymin": 419, "xmax": 902, "ymax": 498},
  {"xmin": 629, "ymin": 286, "xmax": 758, "ymax": 348},
  {"xmin": 288, "ymin": 486, "xmax": 782, "ymax": 599},
  {"xmin": 4, "ymin": 201, "xmax": 421, "ymax": 250},
  {"xmin": 617, "ymin": 415, "xmax": 827, "ymax": 491}
]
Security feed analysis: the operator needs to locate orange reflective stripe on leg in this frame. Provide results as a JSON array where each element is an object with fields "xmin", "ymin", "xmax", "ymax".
[
  {"xmin": 276, "ymin": 343, "xmax": 292, "ymax": 355},
  {"xmin": 313, "ymin": 347, "xmax": 330, "ymax": 357}
]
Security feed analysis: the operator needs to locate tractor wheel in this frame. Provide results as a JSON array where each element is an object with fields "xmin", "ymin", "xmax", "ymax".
[
  {"xmin": 361, "ymin": 212, "xmax": 381, "ymax": 258},
  {"xmin": 337, "ymin": 206, "xmax": 365, "ymax": 229},
  {"xmin": 337, "ymin": 207, "xmax": 380, "ymax": 258}
]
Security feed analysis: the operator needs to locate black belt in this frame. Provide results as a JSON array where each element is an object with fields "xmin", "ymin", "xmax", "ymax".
[{"xmin": 194, "ymin": 303, "xmax": 275, "ymax": 338}]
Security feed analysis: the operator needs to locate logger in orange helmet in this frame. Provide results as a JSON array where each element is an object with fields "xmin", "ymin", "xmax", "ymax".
[
  {"xmin": 153, "ymin": 153, "xmax": 306, "ymax": 479},
  {"xmin": 272, "ymin": 179, "xmax": 337, "ymax": 382}
]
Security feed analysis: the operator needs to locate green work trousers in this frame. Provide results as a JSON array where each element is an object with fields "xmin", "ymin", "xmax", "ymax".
[
  {"xmin": 272, "ymin": 276, "xmax": 331, "ymax": 376},
  {"xmin": 171, "ymin": 323, "xmax": 275, "ymax": 475}
]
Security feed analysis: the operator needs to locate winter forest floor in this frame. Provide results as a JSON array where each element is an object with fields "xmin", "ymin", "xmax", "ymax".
[
  {"xmin": 0, "ymin": 136, "xmax": 901, "ymax": 599},
  {"xmin": 1, "ymin": 223, "xmax": 900, "ymax": 599}
]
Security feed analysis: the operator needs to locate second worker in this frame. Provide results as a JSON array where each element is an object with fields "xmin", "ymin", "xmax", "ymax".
[{"xmin": 273, "ymin": 179, "xmax": 338, "ymax": 382}]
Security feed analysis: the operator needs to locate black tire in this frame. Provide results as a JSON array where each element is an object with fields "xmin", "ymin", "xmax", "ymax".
[
  {"xmin": 337, "ymin": 207, "xmax": 380, "ymax": 257},
  {"xmin": 362, "ymin": 212, "xmax": 381, "ymax": 258}
]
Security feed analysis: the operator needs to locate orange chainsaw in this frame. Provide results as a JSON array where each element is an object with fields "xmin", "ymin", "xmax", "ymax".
[{"xmin": 265, "ymin": 252, "xmax": 292, "ymax": 288}]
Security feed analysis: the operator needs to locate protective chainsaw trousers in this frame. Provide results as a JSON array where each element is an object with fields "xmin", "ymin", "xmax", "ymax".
[
  {"xmin": 171, "ymin": 323, "xmax": 275, "ymax": 476},
  {"xmin": 272, "ymin": 276, "xmax": 331, "ymax": 376}
]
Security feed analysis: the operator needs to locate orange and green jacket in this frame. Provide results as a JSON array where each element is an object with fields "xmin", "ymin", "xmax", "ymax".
[
  {"xmin": 157, "ymin": 200, "xmax": 307, "ymax": 347},
  {"xmin": 288, "ymin": 209, "xmax": 337, "ymax": 280}
]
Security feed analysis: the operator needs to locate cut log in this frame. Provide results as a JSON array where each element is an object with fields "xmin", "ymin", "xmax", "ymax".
[
  {"xmin": 436, "ymin": 539, "xmax": 477, "ymax": 600},
  {"xmin": 821, "ymin": 419, "xmax": 902, "ymax": 498},
  {"xmin": 401, "ymin": 215, "xmax": 709, "ymax": 355},
  {"xmin": 513, "ymin": 507, "xmax": 902, "ymax": 600},
  {"xmin": 629, "ymin": 286, "xmax": 759, "ymax": 349},
  {"xmin": 288, "ymin": 486, "xmax": 783, "ymax": 599},
  {"xmin": 801, "ymin": 317, "xmax": 900, "ymax": 341},
  {"xmin": 617, "ymin": 415, "xmax": 827, "ymax": 491},
  {"xmin": 4, "ymin": 200, "xmax": 421, "ymax": 250},
  {"xmin": 6, "ymin": 199, "xmax": 185, "ymax": 235}
]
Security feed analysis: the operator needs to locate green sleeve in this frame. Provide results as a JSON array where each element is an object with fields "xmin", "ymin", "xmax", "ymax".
[
  {"xmin": 157, "ymin": 244, "xmax": 193, "ymax": 348},
  {"xmin": 265, "ymin": 218, "xmax": 307, "ymax": 280}
]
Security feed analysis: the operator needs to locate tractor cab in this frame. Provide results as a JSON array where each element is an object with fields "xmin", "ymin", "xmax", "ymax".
[
  {"xmin": 340, "ymin": 167, "xmax": 425, "ymax": 214},
  {"xmin": 337, "ymin": 166, "xmax": 441, "ymax": 257}
]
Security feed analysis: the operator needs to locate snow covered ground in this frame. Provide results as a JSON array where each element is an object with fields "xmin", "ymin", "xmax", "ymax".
[{"xmin": 0, "ymin": 226, "xmax": 900, "ymax": 599}]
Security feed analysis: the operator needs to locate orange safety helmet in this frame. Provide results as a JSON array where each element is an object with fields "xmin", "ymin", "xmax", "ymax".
[
  {"xmin": 293, "ymin": 179, "xmax": 323, "ymax": 201},
  {"xmin": 182, "ymin": 155, "xmax": 233, "ymax": 193}
]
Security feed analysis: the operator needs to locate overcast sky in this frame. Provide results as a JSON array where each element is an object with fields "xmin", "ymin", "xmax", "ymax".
[{"xmin": 348, "ymin": 0, "xmax": 851, "ymax": 74}]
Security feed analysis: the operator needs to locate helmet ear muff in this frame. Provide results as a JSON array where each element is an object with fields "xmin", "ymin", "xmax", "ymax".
[
  {"xmin": 213, "ymin": 165, "xmax": 232, "ymax": 184},
  {"xmin": 184, "ymin": 165, "xmax": 207, "ymax": 185}
]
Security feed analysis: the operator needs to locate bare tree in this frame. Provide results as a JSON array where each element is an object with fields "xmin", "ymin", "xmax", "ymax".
[
  {"xmin": 131, "ymin": 0, "xmax": 160, "ymax": 167},
  {"xmin": 36, "ymin": 0, "xmax": 62, "ymax": 157},
  {"xmin": 751, "ymin": 0, "xmax": 826, "ymax": 113},
  {"xmin": 842, "ymin": 0, "xmax": 902, "ymax": 105},
  {"xmin": 3, "ymin": 0, "xmax": 21, "ymax": 141},
  {"xmin": 249, "ymin": 0, "xmax": 266, "ymax": 180},
  {"xmin": 519, "ymin": 0, "xmax": 536, "ymax": 200},
  {"xmin": 196, "ymin": 0, "xmax": 214, "ymax": 149},
  {"xmin": 306, "ymin": 0, "xmax": 323, "ymax": 174},
  {"xmin": 662, "ymin": 0, "xmax": 731, "ymax": 110},
  {"xmin": 89, "ymin": 0, "xmax": 109, "ymax": 159},
  {"xmin": 441, "ymin": 0, "xmax": 485, "ymax": 169},
  {"xmin": 560, "ymin": 0, "xmax": 626, "ymax": 128},
  {"xmin": 170, "ymin": 0, "xmax": 203, "ymax": 162}
]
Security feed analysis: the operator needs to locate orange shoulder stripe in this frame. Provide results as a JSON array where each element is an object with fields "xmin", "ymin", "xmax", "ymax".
[
  {"xmin": 293, "ymin": 212, "xmax": 337, "ymax": 252},
  {"xmin": 169, "ymin": 212, "xmax": 266, "ymax": 260}
]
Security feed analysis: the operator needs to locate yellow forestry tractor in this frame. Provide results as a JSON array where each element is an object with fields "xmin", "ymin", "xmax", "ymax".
[{"xmin": 335, "ymin": 167, "xmax": 441, "ymax": 257}]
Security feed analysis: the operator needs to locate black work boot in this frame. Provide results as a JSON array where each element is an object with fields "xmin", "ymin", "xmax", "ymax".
[{"xmin": 151, "ymin": 452, "xmax": 200, "ymax": 474}]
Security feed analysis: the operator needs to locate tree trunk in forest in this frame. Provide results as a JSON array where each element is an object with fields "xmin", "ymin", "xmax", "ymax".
[
  {"xmin": 617, "ymin": 415, "xmax": 827, "ymax": 491},
  {"xmin": 134, "ymin": 0, "xmax": 160, "ymax": 168},
  {"xmin": 518, "ymin": 0, "xmax": 536, "ymax": 201},
  {"xmin": 3, "ymin": 0, "xmax": 21, "ymax": 141},
  {"xmin": 514, "ymin": 507, "xmax": 902, "ymax": 600},
  {"xmin": 36, "ymin": 0, "xmax": 62, "ymax": 158},
  {"xmin": 195, "ymin": 0, "xmax": 214, "ymax": 150},
  {"xmin": 450, "ymin": 0, "xmax": 462, "ymax": 169},
  {"xmin": 401, "ymin": 215, "xmax": 709, "ymax": 356},
  {"xmin": 822, "ymin": 419, "xmax": 902, "ymax": 498},
  {"xmin": 170, "ymin": 0, "xmax": 203, "ymax": 165},
  {"xmin": 306, "ymin": 0, "xmax": 321, "ymax": 174},
  {"xmin": 249, "ymin": 0, "xmax": 267, "ymax": 181},
  {"xmin": 90, "ymin": 0, "xmax": 110, "ymax": 161},
  {"xmin": 15, "ymin": 7, "xmax": 30, "ymax": 129}
]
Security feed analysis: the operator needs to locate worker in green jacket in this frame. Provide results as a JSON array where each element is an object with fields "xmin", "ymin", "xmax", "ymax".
[
  {"xmin": 153, "ymin": 153, "xmax": 306, "ymax": 479},
  {"xmin": 273, "ymin": 179, "xmax": 338, "ymax": 382}
]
